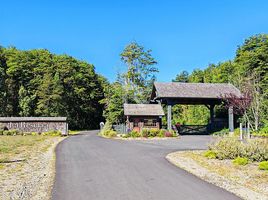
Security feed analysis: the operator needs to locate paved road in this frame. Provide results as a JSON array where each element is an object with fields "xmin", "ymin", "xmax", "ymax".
[{"xmin": 52, "ymin": 131, "xmax": 240, "ymax": 200}]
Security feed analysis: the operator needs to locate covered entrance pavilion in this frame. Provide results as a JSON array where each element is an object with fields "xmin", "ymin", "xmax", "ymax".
[{"xmin": 150, "ymin": 82, "xmax": 241, "ymax": 134}]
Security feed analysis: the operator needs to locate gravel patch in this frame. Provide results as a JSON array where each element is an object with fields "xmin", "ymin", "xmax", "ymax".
[
  {"xmin": 0, "ymin": 137, "xmax": 64, "ymax": 200},
  {"xmin": 166, "ymin": 151, "xmax": 268, "ymax": 200}
]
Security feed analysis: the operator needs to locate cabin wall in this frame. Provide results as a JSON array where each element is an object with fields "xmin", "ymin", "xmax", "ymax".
[{"xmin": 126, "ymin": 116, "xmax": 162, "ymax": 132}]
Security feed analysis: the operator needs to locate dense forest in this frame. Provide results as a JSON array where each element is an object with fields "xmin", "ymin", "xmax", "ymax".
[
  {"xmin": 0, "ymin": 47, "xmax": 105, "ymax": 129},
  {"xmin": 1, "ymin": 34, "xmax": 267, "ymax": 131}
]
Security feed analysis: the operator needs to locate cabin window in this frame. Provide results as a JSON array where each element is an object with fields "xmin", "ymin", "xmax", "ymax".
[{"xmin": 144, "ymin": 119, "xmax": 157, "ymax": 127}]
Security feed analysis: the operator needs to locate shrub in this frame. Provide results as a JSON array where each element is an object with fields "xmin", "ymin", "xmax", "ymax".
[
  {"xmin": 209, "ymin": 137, "xmax": 268, "ymax": 162},
  {"xmin": 242, "ymin": 139, "xmax": 268, "ymax": 161},
  {"xmin": 203, "ymin": 150, "xmax": 216, "ymax": 159},
  {"xmin": 141, "ymin": 128, "xmax": 150, "ymax": 137},
  {"xmin": 128, "ymin": 130, "xmax": 141, "ymax": 138},
  {"xmin": 43, "ymin": 130, "xmax": 62, "ymax": 136},
  {"xmin": 209, "ymin": 137, "xmax": 243, "ymax": 160},
  {"xmin": 99, "ymin": 121, "xmax": 117, "ymax": 138},
  {"xmin": 2, "ymin": 129, "xmax": 20, "ymax": 136},
  {"xmin": 157, "ymin": 129, "xmax": 166, "ymax": 137},
  {"xmin": 149, "ymin": 128, "xmax": 159, "ymax": 137},
  {"xmin": 165, "ymin": 130, "xmax": 177, "ymax": 137},
  {"xmin": 165, "ymin": 130, "xmax": 176, "ymax": 137},
  {"xmin": 213, "ymin": 128, "xmax": 229, "ymax": 136},
  {"xmin": 103, "ymin": 130, "xmax": 117, "ymax": 138},
  {"xmin": 258, "ymin": 161, "xmax": 268, "ymax": 170},
  {"xmin": 232, "ymin": 157, "xmax": 248, "ymax": 166},
  {"xmin": 252, "ymin": 126, "xmax": 268, "ymax": 137}
]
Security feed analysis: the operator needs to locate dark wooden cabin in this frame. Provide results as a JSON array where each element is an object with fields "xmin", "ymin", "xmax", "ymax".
[{"xmin": 124, "ymin": 104, "xmax": 165, "ymax": 132}]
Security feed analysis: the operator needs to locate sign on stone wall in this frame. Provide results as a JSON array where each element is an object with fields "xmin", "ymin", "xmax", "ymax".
[{"xmin": 0, "ymin": 117, "xmax": 68, "ymax": 135}]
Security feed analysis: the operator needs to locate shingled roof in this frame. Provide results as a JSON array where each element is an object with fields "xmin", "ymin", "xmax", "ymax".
[
  {"xmin": 152, "ymin": 82, "xmax": 241, "ymax": 99},
  {"xmin": 124, "ymin": 104, "xmax": 165, "ymax": 116}
]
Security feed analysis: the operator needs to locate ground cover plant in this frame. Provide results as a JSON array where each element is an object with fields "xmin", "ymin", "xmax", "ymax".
[
  {"xmin": 123, "ymin": 128, "xmax": 177, "ymax": 138},
  {"xmin": 258, "ymin": 161, "xmax": 268, "ymax": 170}
]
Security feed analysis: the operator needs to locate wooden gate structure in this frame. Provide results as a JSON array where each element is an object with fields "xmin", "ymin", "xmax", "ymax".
[{"xmin": 150, "ymin": 82, "xmax": 241, "ymax": 134}]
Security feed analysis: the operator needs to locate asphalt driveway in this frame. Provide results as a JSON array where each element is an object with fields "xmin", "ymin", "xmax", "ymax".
[{"xmin": 52, "ymin": 130, "xmax": 240, "ymax": 200}]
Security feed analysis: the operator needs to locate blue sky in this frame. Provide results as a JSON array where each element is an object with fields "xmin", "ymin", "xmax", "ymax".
[{"xmin": 1, "ymin": 0, "xmax": 268, "ymax": 82}]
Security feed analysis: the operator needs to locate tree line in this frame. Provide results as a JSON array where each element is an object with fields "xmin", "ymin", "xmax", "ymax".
[
  {"xmin": 0, "ymin": 47, "xmax": 105, "ymax": 129},
  {"xmin": 1, "ymin": 34, "xmax": 267, "ymax": 131}
]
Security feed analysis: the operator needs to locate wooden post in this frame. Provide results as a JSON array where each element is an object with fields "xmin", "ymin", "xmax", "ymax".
[
  {"xmin": 209, "ymin": 104, "xmax": 215, "ymax": 132},
  {"xmin": 247, "ymin": 122, "xmax": 250, "ymax": 139},
  {"xmin": 228, "ymin": 106, "xmax": 234, "ymax": 135},
  {"xmin": 167, "ymin": 104, "xmax": 172, "ymax": 130},
  {"xmin": 209, "ymin": 104, "xmax": 215, "ymax": 124},
  {"xmin": 240, "ymin": 123, "xmax": 243, "ymax": 140}
]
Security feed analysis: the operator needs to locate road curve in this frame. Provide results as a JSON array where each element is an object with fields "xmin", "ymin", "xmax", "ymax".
[{"xmin": 52, "ymin": 130, "xmax": 240, "ymax": 200}]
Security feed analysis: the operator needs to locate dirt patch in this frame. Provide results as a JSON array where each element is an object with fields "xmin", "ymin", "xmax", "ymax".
[
  {"xmin": 166, "ymin": 151, "xmax": 268, "ymax": 200},
  {"xmin": 0, "ymin": 136, "xmax": 64, "ymax": 200}
]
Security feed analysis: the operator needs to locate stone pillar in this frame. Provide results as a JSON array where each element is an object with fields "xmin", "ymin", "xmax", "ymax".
[
  {"xmin": 228, "ymin": 106, "xmax": 234, "ymax": 135},
  {"xmin": 167, "ymin": 104, "xmax": 172, "ymax": 130}
]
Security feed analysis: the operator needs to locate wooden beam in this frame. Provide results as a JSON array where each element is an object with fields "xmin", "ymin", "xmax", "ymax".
[
  {"xmin": 228, "ymin": 106, "xmax": 234, "ymax": 134},
  {"xmin": 167, "ymin": 104, "xmax": 172, "ymax": 130}
]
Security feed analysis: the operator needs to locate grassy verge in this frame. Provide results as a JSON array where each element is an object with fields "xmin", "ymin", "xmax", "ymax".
[
  {"xmin": 0, "ymin": 136, "xmax": 49, "ymax": 165},
  {"xmin": 167, "ymin": 151, "xmax": 268, "ymax": 200},
  {"xmin": 0, "ymin": 135, "xmax": 64, "ymax": 199}
]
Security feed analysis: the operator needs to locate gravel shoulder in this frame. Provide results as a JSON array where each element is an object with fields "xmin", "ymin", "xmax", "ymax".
[
  {"xmin": 0, "ymin": 136, "xmax": 64, "ymax": 200},
  {"xmin": 166, "ymin": 150, "xmax": 268, "ymax": 200}
]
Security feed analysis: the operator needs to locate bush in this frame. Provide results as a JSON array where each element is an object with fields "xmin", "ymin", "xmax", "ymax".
[
  {"xmin": 213, "ymin": 128, "xmax": 229, "ymax": 136},
  {"xmin": 232, "ymin": 157, "xmax": 248, "ymax": 166},
  {"xmin": 252, "ymin": 126, "xmax": 268, "ymax": 137},
  {"xmin": 103, "ymin": 130, "xmax": 117, "ymax": 138},
  {"xmin": 242, "ymin": 139, "xmax": 268, "ymax": 161},
  {"xmin": 149, "ymin": 128, "xmax": 159, "ymax": 137},
  {"xmin": 203, "ymin": 150, "xmax": 216, "ymax": 159},
  {"xmin": 141, "ymin": 128, "xmax": 150, "ymax": 137},
  {"xmin": 165, "ymin": 130, "xmax": 177, "ymax": 137},
  {"xmin": 2, "ymin": 129, "xmax": 20, "ymax": 136},
  {"xmin": 213, "ymin": 128, "xmax": 240, "ymax": 136},
  {"xmin": 209, "ymin": 137, "xmax": 268, "ymax": 162},
  {"xmin": 43, "ymin": 130, "xmax": 62, "ymax": 136},
  {"xmin": 99, "ymin": 121, "xmax": 117, "ymax": 138},
  {"xmin": 157, "ymin": 129, "xmax": 166, "ymax": 137},
  {"xmin": 258, "ymin": 161, "xmax": 268, "ymax": 170},
  {"xmin": 130, "ymin": 130, "xmax": 141, "ymax": 137}
]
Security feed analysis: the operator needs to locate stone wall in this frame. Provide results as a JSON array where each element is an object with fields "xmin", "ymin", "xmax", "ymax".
[{"xmin": 0, "ymin": 117, "xmax": 68, "ymax": 135}]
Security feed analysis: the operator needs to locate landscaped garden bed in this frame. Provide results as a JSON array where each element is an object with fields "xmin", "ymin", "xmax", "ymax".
[
  {"xmin": 99, "ymin": 121, "xmax": 178, "ymax": 139},
  {"xmin": 167, "ymin": 137, "xmax": 268, "ymax": 200}
]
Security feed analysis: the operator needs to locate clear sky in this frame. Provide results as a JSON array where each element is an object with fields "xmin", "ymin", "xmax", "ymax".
[{"xmin": 1, "ymin": 0, "xmax": 268, "ymax": 82}]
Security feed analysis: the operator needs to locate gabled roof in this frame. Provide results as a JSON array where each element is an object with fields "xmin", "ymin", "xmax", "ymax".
[
  {"xmin": 0, "ymin": 117, "xmax": 67, "ymax": 122},
  {"xmin": 152, "ymin": 82, "xmax": 241, "ymax": 99},
  {"xmin": 124, "ymin": 104, "xmax": 165, "ymax": 116}
]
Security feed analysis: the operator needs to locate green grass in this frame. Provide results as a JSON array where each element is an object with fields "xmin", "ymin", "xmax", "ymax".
[
  {"xmin": 0, "ymin": 136, "xmax": 49, "ymax": 163},
  {"xmin": 68, "ymin": 130, "xmax": 82, "ymax": 135}
]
